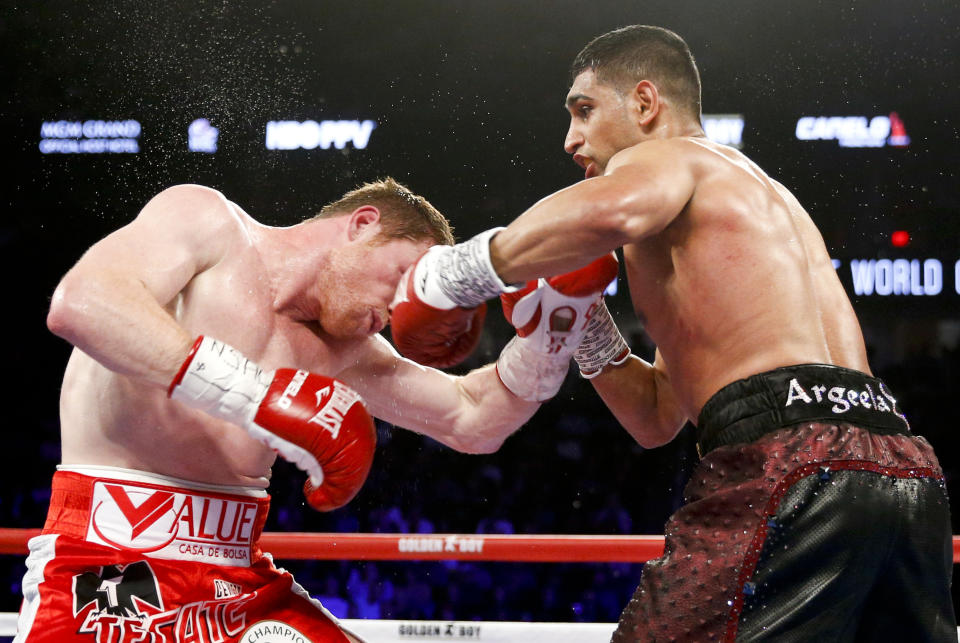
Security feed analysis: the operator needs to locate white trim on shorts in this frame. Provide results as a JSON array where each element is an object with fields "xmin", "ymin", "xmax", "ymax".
[
  {"xmin": 56, "ymin": 464, "xmax": 268, "ymax": 498},
  {"xmin": 14, "ymin": 533, "xmax": 58, "ymax": 643}
]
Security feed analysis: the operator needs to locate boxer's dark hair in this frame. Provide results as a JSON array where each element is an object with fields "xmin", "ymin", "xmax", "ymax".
[
  {"xmin": 571, "ymin": 25, "xmax": 701, "ymax": 119},
  {"xmin": 314, "ymin": 177, "xmax": 454, "ymax": 246}
]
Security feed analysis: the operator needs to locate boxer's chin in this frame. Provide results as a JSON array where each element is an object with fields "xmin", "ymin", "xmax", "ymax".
[{"xmin": 319, "ymin": 308, "xmax": 370, "ymax": 340}]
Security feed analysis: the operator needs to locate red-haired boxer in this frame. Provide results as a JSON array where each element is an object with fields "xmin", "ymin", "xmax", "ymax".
[
  {"xmin": 21, "ymin": 178, "xmax": 618, "ymax": 642},
  {"xmin": 398, "ymin": 27, "xmax": 955, "ymax": 642}
]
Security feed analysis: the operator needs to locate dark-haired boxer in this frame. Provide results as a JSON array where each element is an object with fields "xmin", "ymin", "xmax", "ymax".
[
  {"xmin": 19, "ymin": 177, "xmax": 618, "ymax": 642},
  {"xmin": 399, "ymin": 26, "xmax": 956, "ymax": 642}
]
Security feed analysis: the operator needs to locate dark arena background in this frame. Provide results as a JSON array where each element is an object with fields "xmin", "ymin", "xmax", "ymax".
[{"xmin": 2, "ymin": 0, "xmax": 959, "ymax": 637}]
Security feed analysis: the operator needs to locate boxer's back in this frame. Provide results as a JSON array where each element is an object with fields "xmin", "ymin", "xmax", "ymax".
[{"xmin": 623, "ymin": 137, "xmax": 870, "ymax": 418}]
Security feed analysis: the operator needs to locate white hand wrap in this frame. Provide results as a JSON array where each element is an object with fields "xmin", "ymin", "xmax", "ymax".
[
  {"xmin": 169, "ymin": 336, "xmax": 270, "ymax": 425},
  {"xmin": 574, "ymin": 300, "xmax": 630, "ymax": 379},
  {"xmin": 432, "ymin": 227, "xmax": 518, "ymax": 308}
]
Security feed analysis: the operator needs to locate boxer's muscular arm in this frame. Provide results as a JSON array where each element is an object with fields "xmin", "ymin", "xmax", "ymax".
[
  {"xmin": 589, "ymin": 349, "xmax": 688, "ymax": 448},
  {"xmin": 490, "ymin": 140, "xmax": 697, "ymax": 284},
  {"xmin": 46, "ymin": 184, "xmax": 236, "ymax": 387},
  {"xmin": 339, "ymin": 336, "xmax": 540, "ymax": 454}
]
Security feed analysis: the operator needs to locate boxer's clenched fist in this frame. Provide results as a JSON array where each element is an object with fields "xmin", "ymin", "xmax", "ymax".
[
  {"xmin": 389, "ymin": 228, "xmax": 518, "ymax": 368},
  {"xmin": 390, "ymin": 245, "xmax": 487, "ymax": 368}
]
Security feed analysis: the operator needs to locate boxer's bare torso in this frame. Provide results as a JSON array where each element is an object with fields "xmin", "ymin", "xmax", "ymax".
[
  {"xmin": 54, "ymin": 185, "xmax": 429, "ymax": 487},
  {"xmin": 58, "ymin": 249, "xmax": 348, "ymax": 488},
  {"xmin": 618, "ymin": 136, "xmax": 870, "ymax": 418}
]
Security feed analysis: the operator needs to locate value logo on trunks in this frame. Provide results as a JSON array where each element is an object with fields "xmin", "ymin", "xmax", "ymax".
[
  {"xmin": 783, "ymin": 376, "xmax": 904, "ymax": 420},
  {"xmin": 86, "ymin": 482, "xmax": 258, "ymax": 567}
]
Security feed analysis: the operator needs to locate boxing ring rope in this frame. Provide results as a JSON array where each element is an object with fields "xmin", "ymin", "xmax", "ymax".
[
  {"xmin": 0, "ymin": 529, "xmax": 667, "ymax": 561},
  {"xmin": 2, "ymin": 529, "xmax": 960, "ymax": 640},
  {"xmin": 3, "ymin": 529, "xmax": 960, "ymax": 561}
]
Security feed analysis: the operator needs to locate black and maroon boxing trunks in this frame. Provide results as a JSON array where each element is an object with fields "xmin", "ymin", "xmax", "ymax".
[{"xmin": 613, "ymin": 364, "xmax": 956, "ymax": 642}]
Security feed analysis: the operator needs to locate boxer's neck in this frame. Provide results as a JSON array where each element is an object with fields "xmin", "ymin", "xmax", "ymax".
[{"xmin": 254, "ymin": 218, "xmax": 343, "ymax": 321}]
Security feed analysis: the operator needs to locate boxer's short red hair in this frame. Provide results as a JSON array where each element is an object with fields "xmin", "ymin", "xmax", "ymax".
[{"xmin": 314, "ymin": 177, "xmax": 454, "ymax": 246}]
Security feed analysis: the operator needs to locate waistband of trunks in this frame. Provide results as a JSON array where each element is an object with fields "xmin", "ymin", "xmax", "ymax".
[
  {"xmin": 695, "ymin": 364, "xmax": 911, "ymax": 456},
  {"xmin": 42, "ymin": 469, "xmax": 271, "ymax": 567}
]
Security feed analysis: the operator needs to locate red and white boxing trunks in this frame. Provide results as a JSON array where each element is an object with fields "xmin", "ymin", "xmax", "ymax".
[{"xmin": 15, "ymin": 466, "xmax": 360, "ymax": 643}]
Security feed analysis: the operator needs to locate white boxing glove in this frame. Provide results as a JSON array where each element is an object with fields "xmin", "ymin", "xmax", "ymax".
[{"xmin": 497, "ymin": 253, "xmax": 619, "ymax": 401}]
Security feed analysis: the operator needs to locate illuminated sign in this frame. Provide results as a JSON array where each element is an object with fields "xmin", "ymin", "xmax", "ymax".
[
  {"xmin": 795, "ymin": 112, "xmax": 910, "ymax": 148},
  {"xmin": 39, "ymin": 120, "xmax": 141, "ymax": 154},
  {"xmin": 702, "ymin": 114, "xmax": 744, "ymax": 149},
  {"xmin": 265, "ymin": 119, "xmax": 377, "ymax": 150},
  {"xmin": 849, "ymin": 258, "xmax": 942, "ymax": 296},
  {"xmin": 188, "ymin": 118, "xmax": 219, "ymax": 153},
  {"xmin": 830, "ymin": 257, "xmax": 960, "ymax": 296}
]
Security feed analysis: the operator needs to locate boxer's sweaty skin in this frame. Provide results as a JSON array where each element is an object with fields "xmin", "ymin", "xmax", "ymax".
[
  {"xmin": 488, "ymin": 70, "xmax": 870, "ymax": 447},
  {"xmin": 49, "ymin": 185, "xmax": 539, "ymax": 488}
]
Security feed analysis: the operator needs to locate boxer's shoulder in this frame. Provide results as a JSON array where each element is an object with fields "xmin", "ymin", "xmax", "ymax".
[
  {"xmin": 608, "ymin": 137, "xmax": 693, "ymax": 168},
  {"xmin": 135, "ymin": 184, "xmax": 249, "ymax": 241},
  {"xmin": 143, "ymin": 183, "xmax": 230, "ymax": 212}
]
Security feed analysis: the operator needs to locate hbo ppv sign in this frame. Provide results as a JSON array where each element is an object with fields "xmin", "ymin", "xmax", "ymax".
[{"xmin": 265, "ymin": 119, "xmax": 376, "ymax": 150}]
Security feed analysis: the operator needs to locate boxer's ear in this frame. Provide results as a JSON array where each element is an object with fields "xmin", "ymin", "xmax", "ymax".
[
  {"xmin": 630, "ymin": 80, "xmax": 660, "ymax": 127},
  {"xmin": 346, "ymin": 206, "xmax": 382, "ymax": 242}
]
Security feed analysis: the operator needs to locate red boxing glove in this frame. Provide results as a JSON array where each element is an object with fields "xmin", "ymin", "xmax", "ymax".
[
  {"xmin": 497, "ymin": 253, "xmax": 619, "ymax": 401},
  {"xmin": 254, "ymin": 369, "xmax": 377, "ymax": 511},
  {"xmin": 390, "ymin": 245, "xmax": 487, "ymax": 368},
  {"xmin": 169, "ymin": 337, "xmax": 376, "ymax": 511}
]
